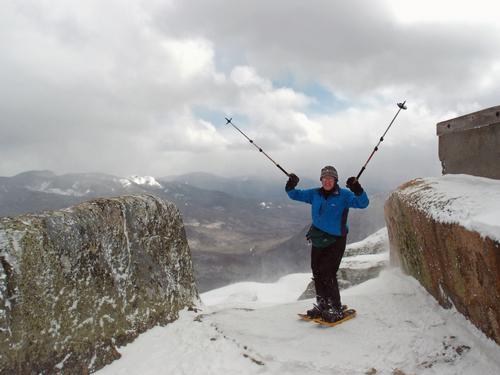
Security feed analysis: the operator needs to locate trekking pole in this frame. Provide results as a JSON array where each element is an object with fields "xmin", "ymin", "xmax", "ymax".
[
  {"xmin": 356, "ymin": 101, "xmax": 407, "ymax": 180},
  {"xmin": 224, "ymin": 117, "xmax": 291, "ymax": 177}
]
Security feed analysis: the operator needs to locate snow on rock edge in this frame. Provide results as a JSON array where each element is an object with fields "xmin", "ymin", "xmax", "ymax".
[{"xmin": 394, "ymin": 175, "xmax": 500, "ymax": 243}]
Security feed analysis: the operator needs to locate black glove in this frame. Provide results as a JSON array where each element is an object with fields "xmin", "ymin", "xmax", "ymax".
[
  {"xmin": 286, "ymin": 173, "xmax": 300, "ymax": 191},
  {"xmin": 346, "ymin": 176, "xmax": 363, "ymax": 196}
]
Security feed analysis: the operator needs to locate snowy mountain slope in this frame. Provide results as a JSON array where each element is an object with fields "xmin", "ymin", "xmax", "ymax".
[
  {"xmin": 125, "ymin": 175, "xmax": 163, "ymax": 188},
  {"xmin": 95, "ymin": 268, "xmax": 500, "ymax": 375}
]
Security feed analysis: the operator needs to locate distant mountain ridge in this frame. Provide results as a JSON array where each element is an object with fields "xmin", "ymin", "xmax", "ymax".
[
  {"xmin": 0, "ymin": 170, "xmax": 388, "ymax": 291},
  {"xmin": 161, "ymin": 171, "xmax": 318, "ymax": 201},
  {"xmin": 0, "ymin": 170, "xmax": 310, "ymax": 253}
]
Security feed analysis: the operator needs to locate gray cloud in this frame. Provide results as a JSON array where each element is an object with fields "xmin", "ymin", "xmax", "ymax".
[
  {"xmin": 154, "ymin": 0, "xmax": 500, "ymax": 106},
  {"xmin": 0, "ymin": 0, "xmax": 498, "ymax": 190}
]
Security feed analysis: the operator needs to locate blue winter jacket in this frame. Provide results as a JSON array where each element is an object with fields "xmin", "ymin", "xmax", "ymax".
[{"xmin": 287, "ymin": 186, "xmax": 369, "ymax": 237}]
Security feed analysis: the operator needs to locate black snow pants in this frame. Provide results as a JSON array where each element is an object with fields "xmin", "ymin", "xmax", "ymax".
[{"xmin": 311, "ymin": 235, "xmax": 347, "ymax": 308}]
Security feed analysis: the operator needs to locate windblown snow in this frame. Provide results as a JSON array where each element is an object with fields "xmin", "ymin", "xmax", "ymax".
[{"xmin": 96, "ymin": 232, "xmax": 500, "ymax": 375}]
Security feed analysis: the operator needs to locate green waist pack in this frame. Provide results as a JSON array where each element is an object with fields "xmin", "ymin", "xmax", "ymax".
[{"xmin": 306, "ymin": 225, "xmax": 338, "ymax": 248}]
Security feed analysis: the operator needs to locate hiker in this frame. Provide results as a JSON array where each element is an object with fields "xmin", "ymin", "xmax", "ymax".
[{"xmin": 285, "ymin": 165, "xmax": 369, "ymax": 323}]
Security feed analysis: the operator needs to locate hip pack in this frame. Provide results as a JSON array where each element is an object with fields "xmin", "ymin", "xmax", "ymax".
[{"xmin": 306, "ymin": 225, "xmax": 338, "ymax": 248}]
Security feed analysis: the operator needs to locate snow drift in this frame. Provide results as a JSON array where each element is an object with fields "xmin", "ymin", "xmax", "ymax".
[{"xmin": 96, "ymin": 267, "xmax": 500, "ymax": 375}]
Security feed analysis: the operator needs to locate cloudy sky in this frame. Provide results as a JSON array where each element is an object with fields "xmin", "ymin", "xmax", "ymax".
[{"xmin": 1, "ymin": 0, "xmax": 499, "ymax": 190}]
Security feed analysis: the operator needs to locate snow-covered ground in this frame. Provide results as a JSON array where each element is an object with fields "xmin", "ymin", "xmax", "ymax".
[{"xmin": 96, "ymin": 267, "xmax": 500, "ymax": 375}]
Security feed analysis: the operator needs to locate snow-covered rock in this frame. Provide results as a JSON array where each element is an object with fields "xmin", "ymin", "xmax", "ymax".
[
  {"xmin": 0, "ymin": 195, "xmax": 198, "ymax": 373},
  {"xmin": 385, "ymin": 175, "xmax": 500, "ymax": 345},
  {"xmin": 344, "ymin": 227, "xmax": 389, "ymax": 256}
]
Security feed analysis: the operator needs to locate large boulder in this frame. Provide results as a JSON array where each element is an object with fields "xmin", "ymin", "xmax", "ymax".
[
  {"xmin": 385, "ymin": 176, "xmax": 500, "ymax": 345},
  {"xmin": 0, "ymin": 194, "xmax": 198, "ymax": 374}
]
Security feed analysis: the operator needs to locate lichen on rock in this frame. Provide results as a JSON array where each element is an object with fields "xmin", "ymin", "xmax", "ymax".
[{"xmin": 0, "ymin": 194, "xmax": 198, "ymax": 374}]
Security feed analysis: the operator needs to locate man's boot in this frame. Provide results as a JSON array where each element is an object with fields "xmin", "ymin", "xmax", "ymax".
[
  {"xmin": 306, "ymin": 296, "xmax": 328, "ymax": 319},
  {"xmin": 321, "ymin": 297, "xmax": 345, "ymax": 323}
]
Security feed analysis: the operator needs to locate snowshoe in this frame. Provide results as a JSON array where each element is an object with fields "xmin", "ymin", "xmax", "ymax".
[
  {"xmin": 298, "ymin": 298, "xmax": 348, "ymax": 321},
  {"xmin": 313, "ymin": 308, "xmax": 356, "ymax": 327}
]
